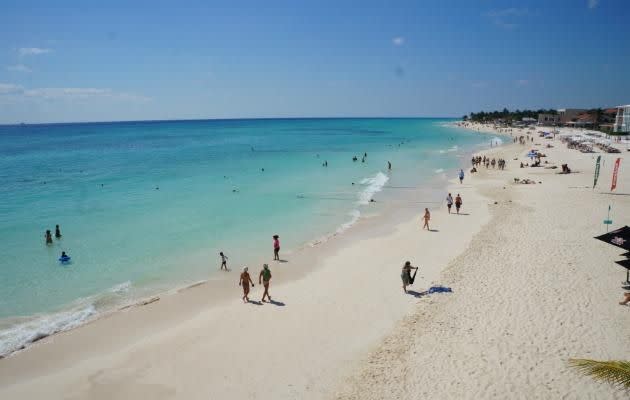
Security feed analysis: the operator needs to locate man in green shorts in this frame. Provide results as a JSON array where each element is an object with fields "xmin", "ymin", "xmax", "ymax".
[{"xmin": 259, "ymin": 264, "xmax": 272, "ymax": 302}]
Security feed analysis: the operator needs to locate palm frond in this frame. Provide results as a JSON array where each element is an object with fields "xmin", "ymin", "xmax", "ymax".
[{"xmin": 569, "ymin": 358, "xmax": 630, "ymax": 389}]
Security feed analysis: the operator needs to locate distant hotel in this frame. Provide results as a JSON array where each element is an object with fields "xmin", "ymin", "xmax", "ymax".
[{"xmin": 614, "ymin": 105, "xmax": 630, "ymax": 133}]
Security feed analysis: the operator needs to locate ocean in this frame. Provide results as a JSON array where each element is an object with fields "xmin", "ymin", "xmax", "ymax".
[{"xmin": 0, "ymin": 118, "xmax": 498, "ymax": 356}]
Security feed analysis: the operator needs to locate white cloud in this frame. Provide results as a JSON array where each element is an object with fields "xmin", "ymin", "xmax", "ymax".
[
  {"xmin": 588, "ymin": 0, "xmax": 599, "ymax": 9},
  {"xmin": 484, "ymin": 8, "xmax": 528, "ymax": 29},
  {"xmin": 392, "ymin": 36, "xmax": 405, "ymax": 46},
  {"xmin": 0, "ymin": 83, "xmax": 150, "ymax": 102},
  {"xmin": 0, "ymin": 83, "xmax": 24, "ymax": 95},
  {"xmin": 7, "ymin": 64, "xmax": 32, "ymax": 73},
  {"xmin": 18, "ymin": 47, "xmax": 52, "ymax": 56},
  {"xmin": 484, "ymin": 8, "xmax": 528, "ymax": 18}
]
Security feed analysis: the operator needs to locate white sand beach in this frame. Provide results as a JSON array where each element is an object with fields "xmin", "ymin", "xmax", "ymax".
[{"xmin": 1, "ymin": 126, "xmax": 629, "ymax": 399}]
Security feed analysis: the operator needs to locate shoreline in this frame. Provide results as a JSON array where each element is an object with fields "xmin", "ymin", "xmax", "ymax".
[
  {"xmin": 2, "ymin": 122, "xmax": 626, "ymax": 399},
  {"xmin": 0, "ymin": 127, "xmax": 498, "ymax": 397},
  {"xmin": 0, "ymin": 122, "xmax": 491, "ymax": 360}
]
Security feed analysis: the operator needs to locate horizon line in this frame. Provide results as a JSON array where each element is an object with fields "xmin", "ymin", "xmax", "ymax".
[{"xmin": 0, "ymin": 115, "xmax": 461, "ymax": 127}]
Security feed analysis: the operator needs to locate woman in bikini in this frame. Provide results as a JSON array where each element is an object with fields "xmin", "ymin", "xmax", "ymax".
[
  {"xmin": 239, "ymin": 267, "xmax": 254, "ymax": 303},
  {"xmin": 422, "ymin": 208, "xmax": 430, "ymax": 230}
]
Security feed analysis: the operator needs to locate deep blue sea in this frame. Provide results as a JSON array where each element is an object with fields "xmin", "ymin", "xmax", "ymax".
[{"xmin": 0, "ymin": 118, "xmax": 499, "ymax": 355}]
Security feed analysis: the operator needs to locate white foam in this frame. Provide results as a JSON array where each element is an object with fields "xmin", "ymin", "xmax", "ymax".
[
  {"xmin": 357, "ymin": 172, "xmax": 389, "ymax": 205},
  {"xmin": 434, "ymin": 168, "xmax": 444, "ymax": 174},
  {"xmin": 0, "ymin": 304, "xmax": 96, "ymax": 357},
  {"xmin": 336, "ymin": 209, "xmax": 361, "ymax": 234},
  {"xmin": 110, "ymin": 280, "xmax": 132, "ymax": 294},
  {"xmin": 491, "ymin": 137, "xmax": 503, "ymax": 146}
]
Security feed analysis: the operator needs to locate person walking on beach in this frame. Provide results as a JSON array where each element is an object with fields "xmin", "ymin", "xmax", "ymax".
[
  {"xmin": 401, "ymin": 261, "xmax": 418, "ymax": 294},
  {"xmin": 455, "ymin": 194, "xmax": 463, "ymax": 214},
  {"xmin": 422, "ymin": 208, "xmax": 431, "ymax": 230},
  {"xmin": 239, "ymin": 267, "xmax": 254, "ymax": 303},
  {"xmin": 219, "ymin": 251, "xmax": 229, "ymax": 271},
  {"xmin": 55, "ymin": 224, "xmax": 62, "ymax": 239},
  {"xmin": 446, "ymin": 193, "xmax": 453, "ymax": 214},
  {"xmin": 273, "ymin": 235, "xmax": 280, "ymax": 261},
  {"xmin": 458, "ymin": 169, "xmax": 465, "ymax": 184},
  {"xmin": 259, "ymin": 264, "xmax": 272, "ymax": 302},
  {"xmin": 45, "ymin": 230, "xmax": 53, "ymax": 245}
]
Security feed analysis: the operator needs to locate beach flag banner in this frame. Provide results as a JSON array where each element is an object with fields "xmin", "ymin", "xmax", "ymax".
[
  {"xmin": 593, "ymin": 155, "xmax": 601, "ymax": 189},
  {"xmin": 611, "ymin": 157, "xmax": 621, "ymax": 191}
]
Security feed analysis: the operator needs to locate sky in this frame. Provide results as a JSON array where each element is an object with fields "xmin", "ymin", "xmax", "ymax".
[{"xmin": 0, "ymin": 0, "xmax": 629, "ymax": 123}]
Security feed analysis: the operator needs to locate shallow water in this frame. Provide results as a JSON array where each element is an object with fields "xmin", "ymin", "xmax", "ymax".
[{"xmin": 0, "ymin": 118, "xmax": 488, "ymax": 355}]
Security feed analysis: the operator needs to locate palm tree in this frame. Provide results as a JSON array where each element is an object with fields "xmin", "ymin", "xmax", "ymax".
[{"xmin": 569, "ymin": 358, "xmax": 630, "ymax": 390}]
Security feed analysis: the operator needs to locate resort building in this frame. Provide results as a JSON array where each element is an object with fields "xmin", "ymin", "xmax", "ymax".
[
  {"xmin": 558, "ymin": 108, "xmax": 586, "ymax": 124},
  {"xmin": 537, "ymin": 113, "xmax": 559, "ymax": 126},
  {"xmin": 613, "ymin": 105, "xmax": 630, "ymax": 133}
]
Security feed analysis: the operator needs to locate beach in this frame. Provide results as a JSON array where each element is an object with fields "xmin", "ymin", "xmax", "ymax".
[{"xmin": 1, "ymin": 124, "xmax": 629, "ymax": 399}]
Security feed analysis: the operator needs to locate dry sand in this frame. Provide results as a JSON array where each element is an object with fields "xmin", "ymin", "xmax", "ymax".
[{"xmin": 1, "ymin": 126, "xmax": 628, "ymax": 399}]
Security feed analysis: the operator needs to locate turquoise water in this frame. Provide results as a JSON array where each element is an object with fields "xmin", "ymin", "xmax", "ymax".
[{"xmin": 0, "ymin": 118, "xmax": 495, "ymax": 355}]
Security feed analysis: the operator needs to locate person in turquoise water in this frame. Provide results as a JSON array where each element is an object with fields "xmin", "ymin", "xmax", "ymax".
[
  {"xmin": 45, "ymin": 230, "xmax": 53, "ymax": 245},
  {"xmin": 259, "ymin": 264, "xmax": 272, "ymax": 302},
  {"xmin": 273, "ymin": 235, "xmax": 280, "ymax": 261},
  {"xmin": 55, "ymin": 224, "xmax": 62, "ymax": 239}
]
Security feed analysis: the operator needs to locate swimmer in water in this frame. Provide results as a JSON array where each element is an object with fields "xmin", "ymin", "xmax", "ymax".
[
  {"xmin": 45, "ymin": 230, "xmax": 53, "ymax": 245},
  {"xmin": 55, "ymin": 224, "xmax": 62, "ymax": 239},
  {"xmin": 388, "ymin": 161, "xmax": 392, "ymax": 170}
]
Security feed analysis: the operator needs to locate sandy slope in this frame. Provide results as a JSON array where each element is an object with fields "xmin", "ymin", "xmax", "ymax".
[
  {"xmin": 1, "ymin": 129, "xmax": 628, "ymax": 399},
  {"xmin": 335, "ymin": 137, "xmax": 630, "ymax": 399}
]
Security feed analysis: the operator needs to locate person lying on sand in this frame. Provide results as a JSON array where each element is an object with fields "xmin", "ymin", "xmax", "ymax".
[
  {"xmin": 239, "ymin": 267, "xmax": 254, "ymax": 303},
  {"xmin": 401, "ymin": 261, "xmax": 418, "ymax": 294}
]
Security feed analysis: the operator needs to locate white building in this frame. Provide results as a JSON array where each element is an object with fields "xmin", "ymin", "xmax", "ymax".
[{"xmin": 614, "ymin": 105, "xmax": 630, "ymax": 133}]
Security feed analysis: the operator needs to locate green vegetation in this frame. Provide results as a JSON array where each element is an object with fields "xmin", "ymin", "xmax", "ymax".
[{"xmin": 466, "ymin": 108, "xmax": 557, "ymax": 123}]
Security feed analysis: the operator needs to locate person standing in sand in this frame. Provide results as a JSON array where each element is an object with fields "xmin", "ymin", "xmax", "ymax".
[
  {"xmin": 455, "ymin": 194, "xmax": 463, "ymax": 214},
  {"xmin": 458, "ymin": 169, "xmax": 465, "ymax": 184},
  {"xmin": 446, "ymin": 193, "xmax": 453, "ymax": 214},
  {"xmin": 273, "ymin": 235, "xmax": 280, "ymax": 261},
  {"xmin": 401, "ymin": 261, "xmax": 418, "ymax": 293},
  {"xmin": 259, "ymin": 264, "xmax": 272, "ymax": 302},
  {"xmin": 219, "ymin": 251, "xmax": 229, "ymax": 271},
  {"xmin": 422, "ymin": 208, "xmax": 430, "ymax": 230},
  {"xmin": 239, "ymin": 267, "xmax": 254, "ymax": 303}
]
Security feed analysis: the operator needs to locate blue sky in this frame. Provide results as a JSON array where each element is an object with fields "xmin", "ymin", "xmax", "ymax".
[{"xmin": 0, "ymin": 0, "xmax": 628, "ymax": 123}]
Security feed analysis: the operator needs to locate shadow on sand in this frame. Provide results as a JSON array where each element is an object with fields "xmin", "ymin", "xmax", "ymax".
[{"xmin": 268, "ymin": 299, "xmax": 286, "ymax": 306}]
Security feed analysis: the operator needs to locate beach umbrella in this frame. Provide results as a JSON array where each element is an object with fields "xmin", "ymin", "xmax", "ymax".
[
  {"xmin": 594, "ymin": 226, "xmax": 630, "ymax": 251},
  {"xmin": 615, "ymin": 259, "xmax": 630, "ymax": 283}
]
